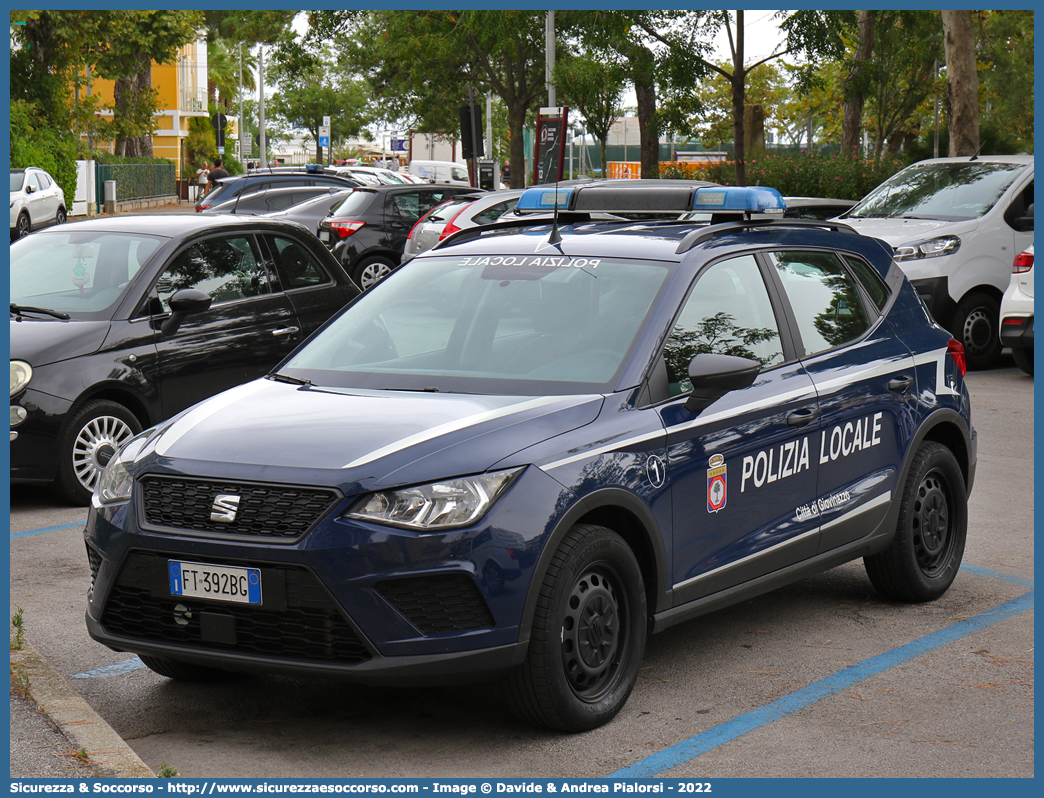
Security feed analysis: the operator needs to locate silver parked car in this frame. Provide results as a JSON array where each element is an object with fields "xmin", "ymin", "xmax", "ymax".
[
  {"xmin": 11, "ymin": 167, "xmax": 66, "ymax": 240},
  {"xmin": 403, "ymin": 189, "xmax": 523, "ymax": 257}
]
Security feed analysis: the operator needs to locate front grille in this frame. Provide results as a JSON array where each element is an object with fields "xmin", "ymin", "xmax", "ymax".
[
  {"xmin": 101, "ymin": 552, "xmax": 371, "ymax": 665},
  {"xmin": 86, "ymin": 544, "xmax": 102, "ymax": 601},
  {"xmin": 376, "ymin": 574, "xmax": 495, "ymax": 635},
  {"xmin": 139, "ymin": 476, "xmax": 340, "ymax": 540}
]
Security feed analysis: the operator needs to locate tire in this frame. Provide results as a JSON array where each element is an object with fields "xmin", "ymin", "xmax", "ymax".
[
  {"xmin": 1011, "ymin": 346, "xmax": 1033, "ymax": 376},
  {"xmin": 139, "ymin": 654, "xmax": 232, "ymax": 682},
  {"xmin": 15, "ymin": 211, "xmax": 31, "ymax": 239},
  {"xmin": 506, "ymin": 524, "xmax": 647, "ymax": 732},
  {"xmin": 52, "ymin": 399, "xmax": 142, "ymax": 506},
  {"xmin": 951, "ymin": 292, "xmax": 1002, "ymax": 370},
  {"xmin": 864, "ymin": 441, "xmax": 967, "ymax": 602},
  {"xmin": 54, "ymin": 206, "xmax": 67, "ymax": 226},
  {"xmin": 351, "ymin": 256, "xmax": 396, "ymax": 290}
]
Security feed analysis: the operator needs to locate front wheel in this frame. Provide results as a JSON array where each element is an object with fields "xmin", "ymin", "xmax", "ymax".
[
  {"xmin": 951, "ymin": 292, "xmax": 1002, "ymax": 370},
  {"xmin": 351, "ymin": 256, "xmax": 396, "ymax": 290},
  {"xmin": 507, "ymin": 524, "xmax": 647, "ymax": 732},
  {"xmin": 864, "ymin": 441, "xmax": 967, "ymax": 602},
  {"xmin": 52, "ymin": 399, "xmax": 142, "ymax": 505},
  {"xmin": 1011, "ymin": 346, "xmax": 1033, "ymax": 376},
  {"xmin": 54, "ymin": 206, "xmax": 67, "ymax": 226},
  {"xmin": 14, "ymin": 211, "xmax": 31, "ymax": 239}
]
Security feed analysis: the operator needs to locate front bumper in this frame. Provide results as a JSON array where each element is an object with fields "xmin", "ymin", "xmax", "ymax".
[
  {"xmin": 10, "ymin": 388, "xmax": 74, "ymax": 483},
  {"xmin": 84, "ymin": 465, "xmax": 568, "ymax": 683}
]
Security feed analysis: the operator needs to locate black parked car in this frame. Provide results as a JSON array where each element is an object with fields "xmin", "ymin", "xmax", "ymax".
[
  {"xmin": 196, "ymin": 167, "xmax": 360, "ymax": 213},
  {"xmin": 317, "ymin": 184, "xmax": 480, "ymax": 288},
  {"xmin": 260, "ymin": 189, "xmax": 354, "ymax": 236},
  {"xmin": 10, "ymin": 215, "xmax": 360, "ymax": 504},
  {"xmin": 201, "ymin": 185, "xmax": 349, "ymax": 217}
]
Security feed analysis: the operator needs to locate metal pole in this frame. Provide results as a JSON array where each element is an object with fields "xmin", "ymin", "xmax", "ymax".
[
  {"xmin": 933, "ymin": 59, "xmax": 940, "ymax": 160},
  {"xmin": 238, "ymin": 43, "xmax": 244, "ymax": 164},
  {"xmin": 546, "ymin": 11, "xmax": 555, "ymax": 108},
  {"xmin": 569, "ymin": 126, "xmax": 574, "ymax": 180},
  {"xmin": 258, "ymin": 46, "xmax": 267, "ymax": 167},
  {"xmin": 486, "ymin": 91, "xmax": 493, "ymax": 170}
]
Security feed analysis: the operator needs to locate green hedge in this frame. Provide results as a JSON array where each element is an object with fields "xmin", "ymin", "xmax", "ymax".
[
  {"xmin": 658, "ymin": 150, "xmax": 914, "ymax": 201},
  {"xmin": 10, "ymin": 100, "xmax": 78, "ymax": 209}
]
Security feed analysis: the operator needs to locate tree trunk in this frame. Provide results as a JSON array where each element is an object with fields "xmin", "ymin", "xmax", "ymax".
[
  {"xmin": 113, "ymin": 61, "xmax": 154, "ymax": 157},
  {"xmin": 941, "ymin": 10, "xmax": 979, "ymax": 157},
  {"xmin": 731, "ymin": 11, "xmax": 746, "ymax": 186},
  {"xmin": 507, "ymin": 104, "xmax": 527, "ymax": 188},
  {"xmin": 842, "ymin": 11, "xmax": 874, "ymax": 155},
  {"xmin": 631, "ymin": 45, "xmax": 658, "ymax": 178}
]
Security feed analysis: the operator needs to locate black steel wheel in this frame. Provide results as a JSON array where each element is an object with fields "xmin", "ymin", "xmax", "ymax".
[
  {"xmin": 865, "ymin": 441, "xmax": 967, "ymax": 601},
  {"xmin": 952, "ymin": 292, "xmax": 1002, "ymax": 370},
  {"xmin": 507, "ymin": 524, "xmax": 646, "ymax": 732},
  {"xmin": 52, "ymin": 399, "xmax": 142, "ymax": 506},
  {"xmin": 139, "ymin": 655, "xmax": 233, "ymax": 682}
]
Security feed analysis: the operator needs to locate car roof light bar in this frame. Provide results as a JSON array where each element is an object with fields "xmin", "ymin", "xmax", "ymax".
[{"xmin": 515, "ymin": 183, "xmax": 790, "ymax": 216}]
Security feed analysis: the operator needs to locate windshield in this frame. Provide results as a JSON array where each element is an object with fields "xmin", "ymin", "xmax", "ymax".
[
  {"xmin": 10, "ymin": 230, "xmax": 164, "ymax": 317},
  {"xmin": 278, "ymin": 254, "xmax": 672, "ymax": 395},
  {"xmin": 10, "ymin": 172, "xmax": 24, "ymax": 192},
  {"xmin": 848, "ymin": 161, "xmax": 1027, "ymax": 220}
]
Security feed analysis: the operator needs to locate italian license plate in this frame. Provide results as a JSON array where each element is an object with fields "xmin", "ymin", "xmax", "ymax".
[{"xmin": 168, "ymin": 560, "xmax": 262, "ymax": 605}]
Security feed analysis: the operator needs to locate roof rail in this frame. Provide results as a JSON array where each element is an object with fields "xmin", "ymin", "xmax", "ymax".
[
  {"xmin": 432, "ymin": 215, "xmax": 598, "ymax": 250},
  {"xmin": 675, "ymin": 218, "xmax": 858, "ymax": 254}
]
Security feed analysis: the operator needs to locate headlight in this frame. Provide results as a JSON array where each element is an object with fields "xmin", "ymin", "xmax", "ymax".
[
  {"xmin": 893, "ymin": 235, "xmax": 961, "ymax": 262},
  {"xmin": 95, "ymin": 458, "xmax": 134, "ymax": 504},
  {"xmin": 93, "ymin": 430, "xmax": 151, "ymax": 504},
  {"xmin": 346, "ymin": 469, "xmax": 522, "ymax": 531},
  {"xmin": 11, "ymin": 361, "xmax": 33, "ymax": 396}
]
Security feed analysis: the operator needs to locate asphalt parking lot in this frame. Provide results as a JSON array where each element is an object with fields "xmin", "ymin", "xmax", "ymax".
[{"xmin": 8, "ymin": 361, "xmax": 1033, "ymax": 779}]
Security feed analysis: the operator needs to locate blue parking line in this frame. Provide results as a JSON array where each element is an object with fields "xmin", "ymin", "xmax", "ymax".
[
  {"xmin": 73, "ymin": 657, "xmax": 146, "ymax": 679},
  {"xmin": 612, "ymin": 571, "xmax": 1033, "ymax": 777},
  {"xmin": 11, "ymin": 519, "xmax": 87, "ymax": 538}
]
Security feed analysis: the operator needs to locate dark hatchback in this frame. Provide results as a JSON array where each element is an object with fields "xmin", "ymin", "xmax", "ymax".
[
  {"xmin": 316, "ymin": 184, "xmax": 479, "ymax": 288},
  {"xmin": 196, "ymin": 168, "xmax": 361, "ymax": 213},
  {"xmin": 10, "ymin": 215, "xmax": 359, "ymax": 504}
]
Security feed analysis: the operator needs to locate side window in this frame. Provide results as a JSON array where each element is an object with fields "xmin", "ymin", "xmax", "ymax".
[
  {"xmin": 662, "ymin": 255, "xmax": 784, "ymax": 395},
  {"xmin": 387, "ymin": 192, "xmax": 423, "ymax": 219},
  {"xmin": 26, "ymin": 173, "xmax": 41, "ymax": 192},
  {"xmin": 769, "ymin": 251, "xmax": 873, "ymax": 356},
  {"xmin": 155, "ymin": 235, "xmax": 270, "ymax": 311},
  {"xmin": 268, "ymin": 235, "xmax": 330, "ymax": 290},
  {"xmin": 1006, "ymin": 180, "xmax": 1033, "ymax": 231},
  {"xmin": 842, "ymin": 255, "xmax": 890, "ymax": 312},
  {"xmin": 474, "ymin": 200, "xmax": 514, "ymax": 225},
  {"xmin": 36, "ymin": 173, "xmax": 52, "ymax": 189}
]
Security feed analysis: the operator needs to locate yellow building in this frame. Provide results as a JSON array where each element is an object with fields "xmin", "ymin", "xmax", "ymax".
[{"xmin": 84, "ymin": 30, "xmax": 212, "ymax": 178}]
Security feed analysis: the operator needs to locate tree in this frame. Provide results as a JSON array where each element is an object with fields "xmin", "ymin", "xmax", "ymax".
[
  {"xmin": 976, "ymin": 10, "xmax": 1033, "ymax": 153},
  {"xmin": 309, "ymin": 11, "xmax": 548, "ymax": 189},
  {"xmin": 552, "ymin": 55, "xmax": 627, "ymax": 175},
  {"xmin": 88, "ymin": 11, "xmax": 204, "ymax": 157},
  {"xmin": 269, "ymin": 44, "xmax": 371, "ymax": 163},
  {"xmin": 941, "ymin": 10, "xmax": 979, "ymax": 156},
  {"xmin": 841, "ymin": 11, "xmax": 874, "ymax": 153}
]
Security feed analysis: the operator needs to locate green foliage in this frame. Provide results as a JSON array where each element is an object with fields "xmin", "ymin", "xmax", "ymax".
[
  {"xmin": 10, "ymin": 101, "xmax": 79, "ymax": 206},
  {"xmin": 185, "ymin": 116, "xmax": 220, "ymax": 170},
  {"xmin": 11, "ymin": 607, "xmax": 26, "ymax": 651},
  {"xmin": 157, "ymin": 764, "xmax": 179, "ymax": 778},
  {"xmin": 658, "ymin": 150, "xmax": 912, "ymax": 201},
  {"xmin": 10, "ymin": 664, "xmax": 31, "ymax": 698}
]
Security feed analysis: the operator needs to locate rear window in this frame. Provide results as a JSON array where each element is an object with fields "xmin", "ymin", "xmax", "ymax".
[{"xmin": 330, "ymin": 191, "xmax": 375, "ymax": 217}]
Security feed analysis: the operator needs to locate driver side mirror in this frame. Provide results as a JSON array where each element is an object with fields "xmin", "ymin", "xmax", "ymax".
[
  {"xmin": 160, "ymin": 288, "xmax": 212, "ymax": 337},
  {"xmin": 684, "ymin": 353, "xmax": 762, "ymax": 414}
]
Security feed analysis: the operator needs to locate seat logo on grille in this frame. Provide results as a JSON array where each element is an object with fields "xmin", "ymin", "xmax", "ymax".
[{"xmin": 210, "ymin": 494, "xmax": 241, "ymax": 523}]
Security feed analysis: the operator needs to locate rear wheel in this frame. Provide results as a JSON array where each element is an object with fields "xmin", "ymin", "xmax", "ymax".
[
  {"xmin": 507, "ymin": 524, "xmax": 646, "ymax": 732},
  {"xmin": 53, "ymin": 399, "xmax": 142, "ymax": 506},
  {"xmin": 864, "ymin": 442, "xmax": 967, "ymax": 601},
  {"xmin": 351, "ymin": 256, "xmax": 395, "ymax": 290},
  {"xmin": 139, "ymin": 655, "xmax": 233, "ymax": 682},
  {"xmin": 952, "ymin": 292, "xmax": 1002, "ymax": 370},
  {"xmin": 1011, "ymin": 346, "xmax": 1033, "ymax": 376}
]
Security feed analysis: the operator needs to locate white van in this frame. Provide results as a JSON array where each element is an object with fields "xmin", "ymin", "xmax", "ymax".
[
  {"xmin": 407, "ymin": 160, "xmax": 472, "ymax": 187},
  {"xmin": 837, "ymin": 155, "xmax": 1034, "ymax": 369}
]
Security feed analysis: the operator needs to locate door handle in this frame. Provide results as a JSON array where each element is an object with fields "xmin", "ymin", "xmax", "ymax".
[
  {"xmin": 272, "ymin": 326, "xmax": 300, "ymax": 337},
  {"xmin": 888, "ymin": 375, "xmax": 913, "ymax": 392},
  {"xmin": 787, "ymin": 406, "xmax": 820, "ymax": 427}
]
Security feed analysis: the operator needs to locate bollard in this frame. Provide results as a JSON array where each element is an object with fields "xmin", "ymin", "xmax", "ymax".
[{"xmin": 103, "ymin": 180, "xmax": 116, "ymax": 214}]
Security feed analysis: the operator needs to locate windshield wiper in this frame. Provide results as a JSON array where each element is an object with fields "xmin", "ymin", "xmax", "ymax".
[
  {"xmin": 269, "ymin": 373, "xmax": 312, "ymax": 387},
  {"xmin": 11, "ymin": 304, "xmax": 71, "ymax": 320}
]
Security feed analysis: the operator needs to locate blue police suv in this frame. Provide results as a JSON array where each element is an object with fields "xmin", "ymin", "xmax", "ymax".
[{"xmin": 85, "ymin": 183, "xmax": 975, "ymax": 732}]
